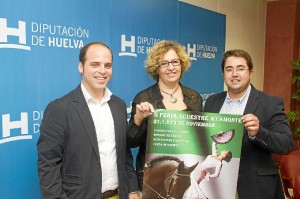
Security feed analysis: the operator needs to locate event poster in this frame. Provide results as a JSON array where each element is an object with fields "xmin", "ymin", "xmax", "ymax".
[{"xmin": 143, "ymin": 110, "xmax": 244, "ymax": 199}]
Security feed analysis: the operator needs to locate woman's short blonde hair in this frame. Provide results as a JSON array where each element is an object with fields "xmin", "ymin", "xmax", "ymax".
[{"xmin": 145, "ymin": 40, "xmax": 191, "ymax": 81}]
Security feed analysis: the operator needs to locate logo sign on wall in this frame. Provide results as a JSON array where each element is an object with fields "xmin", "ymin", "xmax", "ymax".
[
  {"xmin": 0, "ymin": 0, "xmax": 225, "ymax": 198},
  {"xmin": 0, "ymin": 0, "xmax": 109, "ymax": 198}
]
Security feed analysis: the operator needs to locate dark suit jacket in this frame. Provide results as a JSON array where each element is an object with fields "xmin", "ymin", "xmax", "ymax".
[
  {"xmin": 204, "ymin": 85, "xmax": 294, "ymax": 199},
  {"xmin": 37, "ymin": 85, "xmax": 134, "ymax": 199}
]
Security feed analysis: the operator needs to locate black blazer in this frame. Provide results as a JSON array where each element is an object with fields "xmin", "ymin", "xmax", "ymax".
[
  {"xmin": 204, "ymin": 85, "xmax": 294, "ymax": 199},
  {"xmin": 37, "ymin": 85, "xmax": 133, "ymax": 199}
]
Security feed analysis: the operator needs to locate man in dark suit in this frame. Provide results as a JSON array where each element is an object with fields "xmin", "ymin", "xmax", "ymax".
[
  {"xmin": 204, "ymin": 49, "xmax": 294, "ymax": 199},
  {"xmin": 37, "ymin": 42, "xmax": 139, "ymax": 199}
]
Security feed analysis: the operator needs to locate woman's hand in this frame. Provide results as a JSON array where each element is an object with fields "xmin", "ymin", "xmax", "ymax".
[{"xmin": 134, "ymin": 102, "xmax": 154, "ymax": 126}]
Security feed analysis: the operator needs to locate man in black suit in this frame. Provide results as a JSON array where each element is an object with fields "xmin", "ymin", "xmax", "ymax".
[
  {"xmin": 37, "ymin": 42, "xmax": 139, "ymax": 199},
  {"xmin": 204, "ymin": 49, "xmax": 294, "ymax": 199}
]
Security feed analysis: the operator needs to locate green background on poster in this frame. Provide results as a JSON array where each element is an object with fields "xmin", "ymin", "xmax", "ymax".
[{"xmin": 146, "ymin": 109, "xmax": 244, "ymax": 157}]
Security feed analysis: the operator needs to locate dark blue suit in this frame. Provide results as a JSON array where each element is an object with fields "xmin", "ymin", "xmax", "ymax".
[{"xmin": 204, "ymin": 85, "xmax": 294, "ymax": 199}]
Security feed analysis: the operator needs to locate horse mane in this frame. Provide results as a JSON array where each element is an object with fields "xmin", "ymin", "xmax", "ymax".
[{"xmin": 145, "ymin": 155, "xmax": 182, "ymax": 168}]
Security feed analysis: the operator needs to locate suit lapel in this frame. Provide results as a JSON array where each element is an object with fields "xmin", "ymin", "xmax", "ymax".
[
  {"xmin": 243, "ymin": 86, "xmax": 260, "ymax": 115},
  {"xmin": 72, "ymin": 86, "xmax": 100, "ymax": 160},
  {"xmin": 241, "ymin": 86, "xmax": 261, "ymax": 142},
  {"xmin": 213, "ymin": 92, "xmax": 227, "ymax": 113}
]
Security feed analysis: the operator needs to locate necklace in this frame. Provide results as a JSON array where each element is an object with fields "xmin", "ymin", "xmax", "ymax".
[{"xmin": 160, "ymin": 86, "xmax": 180, "ymax": 103}]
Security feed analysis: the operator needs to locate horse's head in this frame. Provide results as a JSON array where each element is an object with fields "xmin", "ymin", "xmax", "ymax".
[
  {"xmin": 164, "ymin": 160, "xmax": 198, "ymax": 199},
  {"xmin": 143, "ymin": 156, "xmax": 198, "ymax": 199}
]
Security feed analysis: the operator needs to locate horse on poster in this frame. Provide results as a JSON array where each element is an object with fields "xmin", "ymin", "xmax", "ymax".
[{"xmin": 142, "ymin": 155, "xmax": 198, "ymax": 199}]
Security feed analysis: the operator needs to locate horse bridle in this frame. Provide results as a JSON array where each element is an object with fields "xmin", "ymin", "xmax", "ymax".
[{"xmin": 143, "ymin": 171, "xmax": 190, "ymax": 199}]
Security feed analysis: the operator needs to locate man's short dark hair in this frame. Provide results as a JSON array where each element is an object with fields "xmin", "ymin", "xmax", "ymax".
[
  {"xmin": 221, "ymin": 49, "xmax": 253, "ymax": 72},
  {"xmin": 79, "ymin": 42, "xmax": 113, "ymax": 65}
]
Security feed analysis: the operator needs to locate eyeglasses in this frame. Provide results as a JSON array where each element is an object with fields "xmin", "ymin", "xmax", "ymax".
[
  {"xmin": 160, "ymin": 59, "xmax": 181, "ymax": 69},
  {"xmin": 224, "ymin": 66, "xmax": 250, "ymax": 74}
]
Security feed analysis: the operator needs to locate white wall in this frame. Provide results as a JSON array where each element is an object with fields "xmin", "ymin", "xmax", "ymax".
[{"xmin": 181, "ymin": 0, "xmax": 267, "ymax": 91}]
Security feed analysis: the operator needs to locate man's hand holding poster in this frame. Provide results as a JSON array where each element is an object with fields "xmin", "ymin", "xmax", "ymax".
[{"xmin": 143, "ymin": 109, "xmax": 244, "ymax": 199}]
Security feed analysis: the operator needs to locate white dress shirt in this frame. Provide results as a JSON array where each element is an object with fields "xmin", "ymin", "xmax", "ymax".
[
  {"xmin": 81, "ymin": 83, "xmax": 119, "ymax": 193},
  {"xmin": 220, "ymin": 85, "xmax": 255, "ymax": 139},
  {"xmin": 219, "ymin": 85, "xmax": 251, "ymax": 115}
]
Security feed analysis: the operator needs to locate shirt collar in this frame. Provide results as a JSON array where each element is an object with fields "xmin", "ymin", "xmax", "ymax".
[{"xmin": 81, "ymin": 82, "xmax": 112, "ymax": 104}]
